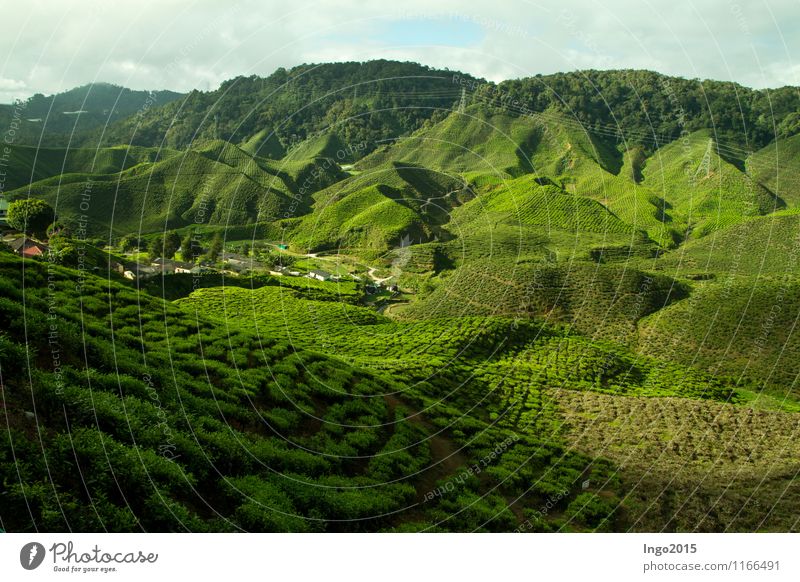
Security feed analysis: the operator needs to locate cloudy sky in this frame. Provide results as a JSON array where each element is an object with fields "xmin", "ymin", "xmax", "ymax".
[{"xmin": 1, "ymin": 0, "xmax": 798, "ymax": 102}]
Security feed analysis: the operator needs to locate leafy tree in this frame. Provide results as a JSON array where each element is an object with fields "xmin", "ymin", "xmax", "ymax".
[
  {"xmin": 120, "ymin": 234, "xmax": 140, "ymax": 252},
  {"xmin": 147, "ymin": 237, "xmax": 163, "ymax": 261},
  {"xmin": 266, "ymin": 251, "xmax": 295, "ymax": 269},
  {"xmin": 147, "ymin": 232, "xmax": 181, "ymax": 261},
  {"xmin": 6, "ymin": 199, "xmax": 56, "ymax": 239},
  {"xmin": 206, "ymin": 233, "xmax": 224, "ymax": 263},
  {"xmin": 163, "ymin": 232, "xmax": 181, "ymax": 259},
  {"xmin": 181, "ymin": 233, "xmax": 202, "ymax": 263},
  {"xmin": 777, "ymin": 112, "xmax": 800, "ymax": 139}
]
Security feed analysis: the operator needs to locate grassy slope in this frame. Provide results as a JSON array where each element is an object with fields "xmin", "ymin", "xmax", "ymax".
[
  {"xmin": 357, "ymin": 108, "xmax": 681, "ymax": 247},
  {"xmin": 449, "ymin": 176, "xmax": 635, "ymax": 236},
  {"xmin": 398, "ymin": 259, "xmax": 687, "ymax": 342},
  {"xmin": 637, "ymin": 276, "xmax": 800, "ymax": 392},
  {"xmin": 358, "ymin": 107, "xmax": 626, "ymax": 181},
  {"xmin": 651, "ymin": 211, "xmax": 800, "ymax": 277},
  {"xmin": 641, "ymin": 130, "xmax": 782, "ymax": 238},
  {"xmin": 3, "ymin": 144, "xmax": 179, "ymax": 191},
  {"xmin": 0, "ymin": 251, "xmax": 631, "ymax": 532},
  {"xmin": 357, "ymin": 107, "xmax": 545, "ymax": 177},
  {"xmin": 177, "ymin": 271, "xmax": 800, "ymax": 531},
  {"xmin": 748, "ymin": 133, "xmax": 800, "ymax": 208},
  {"xmin": 6, "ymin": 141, "xmax": 343, "ymax": 236},
  {"xmin": 282, "ymin": 162, "xmax": 467, "ymax": 257}
]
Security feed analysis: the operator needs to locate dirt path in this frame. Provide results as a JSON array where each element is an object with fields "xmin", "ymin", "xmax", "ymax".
[
  {"xmin": 367, "ymin": 267, "xmax": 392, "ymax": 284},
  {"xmin": 381, "ymin": 301, "xmax": 408, "ymax": 318}
]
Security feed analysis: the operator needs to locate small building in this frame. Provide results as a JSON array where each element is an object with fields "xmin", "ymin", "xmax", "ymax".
[
  {"xmin": 8, "ymin": 237, "xmax": 48, "ymax": 258},
  {"xmin": 123, "ymin": 270, "xmax": 136, "ymax": 280},
  {"xmin": 308, "ymin": 269, "xmax": 331, "ymax": 282},
  {"xmin": 151, "ymin": 257, "xmax": 195, "ymax": 274}
]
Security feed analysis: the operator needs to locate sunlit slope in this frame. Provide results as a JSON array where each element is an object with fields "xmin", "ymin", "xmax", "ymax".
[
  {"xmin": 282, "ymin": 162, "xmax": 470, "ymax": 256},
  {"xmin": 651, "ymin": 211, "xmax": 800, "ymax": 277},
  {"xmin": 641, "ymin": 130, "xmax": 782, "ymax": 238},
  {"xmin": 358, "ymin": 108, "xmax": 625, "ymax": 180},
  {"xmin": 637, "ymin": 276, "xmax": 800, "ymax": 392},
  {"xmin": 3, "ymin": 144, "xmax": 179, "ymax": 191},
  {"xmin": 7, "ymin": 142, "xmax": 341, "ymax": 235}
]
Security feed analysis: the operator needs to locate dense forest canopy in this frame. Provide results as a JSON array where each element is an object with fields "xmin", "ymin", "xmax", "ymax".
[{"xmin": 6, "ymin": 61, "xmax": 798, "ymax": 159}]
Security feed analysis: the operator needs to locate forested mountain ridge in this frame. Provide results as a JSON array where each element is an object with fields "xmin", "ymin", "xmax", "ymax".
[
  {"xmin": 0, "ymin": 83, "xmax": 184, "ymax": 146},
  {"xmin": 75, "ymin": 62, "xmax": 800, "ymax": 159},
  {"xmin": 8, "ymin": 61, "xmax": 797, "ymax": 161}
]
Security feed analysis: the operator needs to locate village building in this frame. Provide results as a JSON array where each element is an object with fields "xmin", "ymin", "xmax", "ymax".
[
  {"xmin": 308, "ymin": 269, "xmax": 331, "ymax": 281},
  {"xmin": 8, "ymin": 237, "xmax": 49, "ymax": 258}
]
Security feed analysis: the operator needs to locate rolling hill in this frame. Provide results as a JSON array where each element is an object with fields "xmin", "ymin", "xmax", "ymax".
[{"xmin": 6, "ymin": 141, "xmax": 344, "ymax": 236}]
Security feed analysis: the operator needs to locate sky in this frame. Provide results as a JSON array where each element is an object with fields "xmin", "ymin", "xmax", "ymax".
[{"xmin": 1, "ymin": 0, "xmax": 798, "ymax": 102}]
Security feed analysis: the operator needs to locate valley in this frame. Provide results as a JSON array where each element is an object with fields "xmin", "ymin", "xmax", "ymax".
[{"xmin": 1, "ymin": 61, "xmax": 800, "ymax": 533}]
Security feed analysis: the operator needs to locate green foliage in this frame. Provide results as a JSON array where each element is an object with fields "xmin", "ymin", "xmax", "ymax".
[
  {"xmin": 6, "ymin": 198, "xmax": 55, "ymax": 238},
  {"xmin": 206, "ymin": 233, "xmax": 223, "ymax": 262},
  {"xmin": 0, "ymin": 84, "xmax": 183, "ymax": 147},
  {"xmin": 120, "ymin": 234, "xmax": 140, "ymax": 252}
]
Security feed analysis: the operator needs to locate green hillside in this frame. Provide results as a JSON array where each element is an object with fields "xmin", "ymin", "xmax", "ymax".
[
  {"xmin": 637, "ymin": 276, "xmax": 800, "ymax": 392},
  {"xmin": 175, "ymin": 268, "xmax": 800, "ymax": 532},
  {"xmin": 398, "ymin": 259, "xmax": 687, "ymax": 342},
  {"xmin": 748, "ymin": 133, "xmax": 800, "ymax": 208},
  {"xmin": 283, "ymin": 162, "xmax": 468, "ymax": 257},
  {"xmin": 90, "ymin": 61, "xmax": 479, "ymax": 153},
  {"xmin": 0, "ymin": 250, "xmax": 630, "ymax": 532},
  {"xmin": 2, "ymin": 144, "xmax": 179, "ymax": 192},
  {"xmin": 651, "ymin": 211, "xmax": 800, "ymax": 277},
  {"xmin": 6, "ymin": 142, "xmax": 343, "ymax": 236},
  {"xmin": 449, "ymin": 176, "xmax": 634, "ymax": 236},
  {"xmin": 640, "ymin": 130, "xmax": 781, "ymax": 238},
  {"xmin": 358, "ymin": 107, "xmax": 544, "ymax": 177},
  {"xmin": 0, "ymin": 83, "xmax": 184, "ymax": 147}
]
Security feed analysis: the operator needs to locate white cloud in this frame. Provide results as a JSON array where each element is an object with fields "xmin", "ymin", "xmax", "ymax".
[
  {"xmin": 0, "ymin": 77, "xmax": 28, "ymax": 103},
  {"xmin": 0, "ymin": 0, "xmax": 798, "ymax": 103}
]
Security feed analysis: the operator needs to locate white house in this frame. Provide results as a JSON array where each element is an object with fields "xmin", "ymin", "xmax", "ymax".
[{"xmin": 308, "ymin": 269, "xmax": 331, "ymax": 281}]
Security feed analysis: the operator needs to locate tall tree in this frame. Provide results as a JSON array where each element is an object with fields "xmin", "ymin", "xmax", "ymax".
[
  {"xmin": 206, "ymin": 233, "xmax": 223, "ymax": 262},
  {"xmin": 181, "ymin": 232, "xmax": 202, "ymax": 263},
  {"xmin": 6, "ymin": 199, "xmax": 56, "ymax": 239},
  {"xmin": 148, "ymin": 237, "xmax": 163, "ymax": 262},
  {"xmin": 163, "ymin": 232, "xmax": 181, "ymax": 259},
  {"xmin": 119, "ymin": 234, "xmax": 140, "ymax": 252}
]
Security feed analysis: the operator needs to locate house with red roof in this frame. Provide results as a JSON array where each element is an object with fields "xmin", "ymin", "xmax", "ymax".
[{"xmin": 8, "ymin": 237, "xmax": 49, "ymax": 258}]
